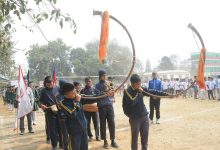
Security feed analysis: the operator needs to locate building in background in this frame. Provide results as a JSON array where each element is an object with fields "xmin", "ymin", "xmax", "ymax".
[{"xmin": 191, "ymin": 52, "xmax": 220, "ymax": 76}]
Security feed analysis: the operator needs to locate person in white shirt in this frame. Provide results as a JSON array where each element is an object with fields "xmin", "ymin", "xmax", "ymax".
[
  {"xmin": 174, "ymin": 78, "xmax": 181, "ymax": 95},
  {"xmin": 168, "ymin": 78, "xmax": 175, "ymax": 94},
  {"xmin": 162, "ymin": 79, "xmax": 168, "ymax": 93},
  {"xmin": 181, "ymin": 79, "xmax": 188, "ymax": 99},
  {"xmin": 206, "ymin": 77, "xmax": 215, "ymax": 100}
]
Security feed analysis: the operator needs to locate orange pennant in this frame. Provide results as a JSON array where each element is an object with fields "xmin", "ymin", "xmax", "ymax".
[{"xmin": 99, "ymin": 11, "xmax": 109, "ymax": 64}]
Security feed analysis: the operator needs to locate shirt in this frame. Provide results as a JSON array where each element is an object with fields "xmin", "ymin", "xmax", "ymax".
[{"xmin": 148, "ymin": 79, "xmax": 162, "ymax": 91}]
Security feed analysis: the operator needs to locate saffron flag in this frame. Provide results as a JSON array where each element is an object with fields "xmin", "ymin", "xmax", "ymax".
[
  {"xmin": 197, "ymin": 48, "xmax": 206, "ymax": 90},
  {"xmin": 52, "ymin": 65, "xmax": 57, "ymax": 86},
  {"xmin": 17, "ymin": 65, "xmax": 32, "ymax": 118},
  {"xmin": 99, "ymin": 11, "xmax": 109, "ymax": 64}
]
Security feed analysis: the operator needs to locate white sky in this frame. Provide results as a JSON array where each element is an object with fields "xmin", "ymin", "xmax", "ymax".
[{"xmin": 13, "ymin": 0, "xmax": 220, "ymax": 70}]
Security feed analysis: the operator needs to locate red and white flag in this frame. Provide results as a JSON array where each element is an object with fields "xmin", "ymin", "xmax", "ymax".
[{"xmin": 17, "ymin": 65, "xmax": 32, "ymax": 118}]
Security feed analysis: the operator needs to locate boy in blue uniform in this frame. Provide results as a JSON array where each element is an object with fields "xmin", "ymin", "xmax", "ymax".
[
  {"xmin": 148, "ymin": 71, "xmax": 162, "ymax": 124},
  {"xmin": 81, "ymin": 77, "xmax": 100, "ymax": 141},
  {"xmin": 40, "ymin": 76, "xmax": 60, "ymax": 149},
  {"xmin": 123, "ymin": 74, "xmax": 169, "ymax": 150},
  {"xmin": 59, "ymin": 83, "xmax": 88, "ymax": 150},
  {"xmin": 95, "ymin": 70, "xmax": 119, "ymax": 149}
]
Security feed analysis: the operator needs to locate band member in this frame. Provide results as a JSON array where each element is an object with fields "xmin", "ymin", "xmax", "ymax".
[
  {"xmin": 20, "ymin": 78, "xmax": 34, "ymax": 135},
  {"xmin": 95, "ymin": 70, "xmax": 119, "ymax": 149},
  {"xmin": 39, "ymin": 76, "xmax": 60, "ymax": 150},
  {"xmin": 123, "ymin": 74, "xmax": 170, "ymax": 150},
  {"xmin": 59, "ymin": 83, "xmax": 88, "ymax": 150},
  {"xmin": 81, "ymin": 77, "xmax": 100, "ymax": 141}
]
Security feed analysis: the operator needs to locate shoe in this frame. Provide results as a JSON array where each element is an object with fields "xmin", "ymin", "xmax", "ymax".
[
  {"xmin": 96, "ymin": 137, "xmax": 101, "ymax": 141},
  {"xmin": 33, "ymin": 122, "xmax": 36, "ymax": 125},
  {"xmin": 59, "ymin": 145, "xmax": 63, "ymax": 149},
  {"xmin": 88, "ymin": 136, "xmax": 93, "ymax": 142},
  {"xmin": 46, "ymin": 139, "xmax": 51, "ymax": 144},
  {"xmin": 103, "ymin": 140, "xmax": 109, "ymax": 149},
  {"xmin": 156, "ymin": 119, "xmax": 160, "ymax": 124},
  {"xmin": 111, "ymin": 140, "xmax": 119, "ymax": 148},
  {"xmin": 150, "ymin": 119, "xmax": 154, "ymax": 124},
  {"xmin": 29, "ymin": 130, "xmax": 34, "ymax": 133},
  {"xmin": 20, "ymin": 131, "xmax": 24, "ymax": 135}
]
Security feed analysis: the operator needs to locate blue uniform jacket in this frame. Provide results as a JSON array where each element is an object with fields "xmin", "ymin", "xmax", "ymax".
[
  {"xmin": 80, "ymin": 86, "xmax": 99, "ymax": 105},
  {"xmin": 59, "ymin": 98, "xmax": 87, "ymax": 135},
  {"xmin": 39, "ymin": 86, "xmax": 60, "ymax": 107},
  {"xmin": 95, "ymin": 80, "xmax": 113, "ymax": 107},
  {"xmin": 123, "ymin": 86, "xmax": 168, "ymax": 119},
  {"xmin": 148, "ymin": 79, "xmax": 162, "ymax": 91}
]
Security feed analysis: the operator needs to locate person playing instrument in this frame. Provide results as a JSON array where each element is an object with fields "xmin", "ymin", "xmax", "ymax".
[
  {"xmin": 80, "ymin": 77, "xmax": 100, "ymax": 141},
  {"xmin": 59, "ymin": 83, "xmax": 88, "ymax": 150},
  {"xmin": 39, "ymin": 76, "xmax": 60, "ymax": 150},
  {"xmin": 95, "ymin": 70, "xmax": 119, "ymax": 149},
  {"xmin": 123, "ymin": 74, "xmax": 170, "ymax": 150}
]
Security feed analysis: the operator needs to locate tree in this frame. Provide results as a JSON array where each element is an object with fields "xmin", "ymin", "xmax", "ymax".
[
  {"xmin": 0, "ymin": 15, "xmax": 15, "ymax": 78},
  {"xmin": 158, "ymin": 56, "xmax": 174, "ymax": 71},
  {"xmin": 169, "ymin": 54, "xmax": 179, "ymax": 69},
  {"xmin": 0, "ymin": 0, "xmax": 77, "ymax": 35},
  {"xmin": 27, "ymin": 39, "xmax": 72, "ymax": 81},
  {"xmin": 70, "ymin": 40, "xmax": 142, "ymax": 76},
  {"xmin": 145, "ymin": 59, "xmax": 151, "ymax": 72}
]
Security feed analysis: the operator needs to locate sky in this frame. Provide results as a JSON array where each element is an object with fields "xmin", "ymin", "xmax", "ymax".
[{"xmin": 12, "ymin": 0, "xmax": 220, "ymax": 71}]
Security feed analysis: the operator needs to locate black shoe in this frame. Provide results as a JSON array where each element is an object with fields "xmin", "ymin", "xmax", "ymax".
[
  {"xmin": 59, "ymin": 145, "xmax": 63, "ymax": 149},
  {"xmin": 111, "ymin": 140, "xmax": 119, "ymax": 148},
  {"xmin": 29, "ymin": 130, "xmax": 34, "ymax": 133},
  {"xmin": 103, "ymin": 140, "xmax": 109, "ymax": 149},
  {"xmin": 20, "ymin": 131, "xmax": 24, "ymax": 135},
  {"xmin": 52, "ymin": 147, "xmax": 57, "ymax": 150},
  {"xmin": 96, "ymin": 137, "xmax": 101, "ymax": 141}
]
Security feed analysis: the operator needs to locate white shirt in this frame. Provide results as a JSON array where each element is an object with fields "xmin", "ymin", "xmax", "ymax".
[
  {"xmin": 26, "ymin": 87, "xmax": 34, "ymax": 106},
  {"xmin": 168, "ymin": 81, "xmax": 175, "ymax": 89},
  {"xmin": 174, "ymin": 81, "xmax": 180, "ymax": 90},
  {"xmin": 218, "ymin": 79, "xmax": 220, "ymax": 89},
  {"xmin": 162, "ymin": 81, "xmax": 168, "ymax": 90}
]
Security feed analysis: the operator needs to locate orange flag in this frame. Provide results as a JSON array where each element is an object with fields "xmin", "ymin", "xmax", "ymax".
[
  {"xmin": 99, "ymin": 11, "xmax": 109, "ymax": 64},
  {"xmin": 197, "ymin": 48, "xmax": 206, "ymax": 90}
]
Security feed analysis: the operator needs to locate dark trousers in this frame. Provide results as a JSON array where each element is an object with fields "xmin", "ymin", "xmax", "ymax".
[
  {"xmin": 20, "ymin": 112, "xmax": 32, "ymax": 132},
  {"xmin": 69, "ymin": 131, "xmax": 88, "ymax": 150},
  {"xmin": 98, "ymin": 105, "xmax": 115, "ymax": 140},
  {"xmin": 208, "ymin": 90, "xmax": 215, "ymax": 100},
  {"xmin": 84, "ymin": 111, "xmax": 100, "ymax": 138},
  {"xmin": 47, "ymin": 112, "xmax": 59, "ymax": 148},
  {"xmin": 149, "ymin": 97, "xmax": 161, "ymax": 120},
  {"xmin": 129, "ymin": 115, "xmax": 149, "ymax": 150},
  {"xmin": 45, "ymin": 112, "xmax": 50, "ymax": 140},
  {"xmin": 59, "ymin": 118, "xmax": 69, "ymax": 150}
]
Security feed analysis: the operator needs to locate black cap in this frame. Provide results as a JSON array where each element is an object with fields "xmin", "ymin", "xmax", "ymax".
[
  {"xmin": 130, "ymin": 74, "xmax": 141, "ymax": 84},
  {"xmin": 44, "ymin": 76, "xmax": 52, "ymax": 83},
  {"xmin": 99, "ymin": 70, "xmax": 107, "ymax": 77},
  {"xmin": 59, "ymin": 79, "xmax": 68, "ymax": 88},
  {"xmin": 73, "ymin": 81, "xmax": 81, "ymax": 87},
  {"xmin": 61, "ymin": 83, "xmax": 75, "ymax": 94}
]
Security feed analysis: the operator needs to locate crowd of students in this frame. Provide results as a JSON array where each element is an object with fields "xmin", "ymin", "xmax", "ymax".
[{"xmin": 143, "ymin": 75, "xmax": 220, "ymax": 101}]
